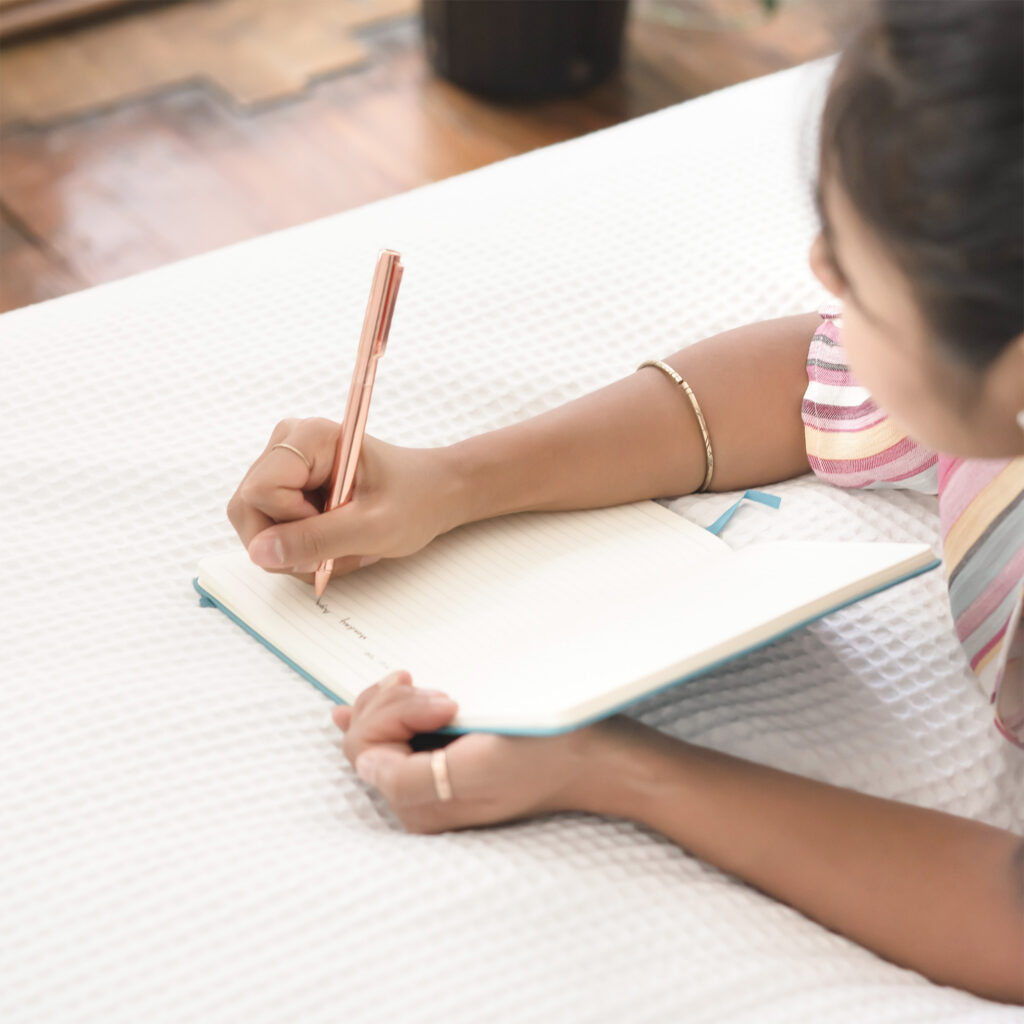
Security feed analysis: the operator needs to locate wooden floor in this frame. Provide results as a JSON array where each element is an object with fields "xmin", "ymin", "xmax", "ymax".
[{"xmin": 0, "ymin": 0, "xmax": 851, "ymax": 313}]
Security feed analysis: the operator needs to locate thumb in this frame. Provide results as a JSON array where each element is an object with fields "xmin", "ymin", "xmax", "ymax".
[{"xmin": 249, "ymin": 505, "xmax": 374, "ymax": 571}]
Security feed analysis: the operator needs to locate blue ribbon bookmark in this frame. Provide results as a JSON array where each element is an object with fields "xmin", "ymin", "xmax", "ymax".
[{"xmin": 705, "ymin": 489, "xmax": 781, "ymax": 536}]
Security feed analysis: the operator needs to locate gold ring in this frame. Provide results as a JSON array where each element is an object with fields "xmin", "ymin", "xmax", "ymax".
[
  {"xmin": 271, "ymin": 442, "xmax": 313, "ymax": 471},
  {"xmin": 431, "ymin": 748, "xmax": 453, "ymax": 802}
]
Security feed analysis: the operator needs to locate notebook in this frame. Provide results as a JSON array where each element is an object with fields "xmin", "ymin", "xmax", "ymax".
[{"xmin": 194, "ymin": 500, "xmax": 939, "ymax": 735}]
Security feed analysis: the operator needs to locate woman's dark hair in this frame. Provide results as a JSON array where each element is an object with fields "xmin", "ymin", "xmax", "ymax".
[{"xmin": 819, "ymin": 0, "xmax": 1023, "ymax": 369}]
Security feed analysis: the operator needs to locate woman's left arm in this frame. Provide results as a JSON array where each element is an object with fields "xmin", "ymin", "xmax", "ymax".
[
  {"xmin": 577, "ymin": 716, "xmax": 1024, "ymax": 1005},
  {"xmin": 335, "ymin": 677, "xmax": 1023, "ymax": 1004}
]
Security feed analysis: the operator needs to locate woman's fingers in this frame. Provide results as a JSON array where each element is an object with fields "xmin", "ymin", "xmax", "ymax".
[
  {"xmin": 247, "ymin": 501, "xmax": 383, "ymax": 572},
  {"xmin": 353, "ymin": 746, "xmax": 442, "ymax": 808},
  {"xmin": 331, "ymin": 704, "xmax": 353, "ymax": 731},
  {"xmin": 228, "ymin": 418, "xmax": 341, "ymax": 549},
  {"xmin": 356, "ymin": 685, "xmax": 457, "ymax": 745},
  {"xmin": 335, "ymin": 676, "xmax": 459, "ymax": 793},
  {"xmin": 353, "ymin": 670, "xmax": 411, "ymax": 713},
  {"xmin": 258, "ymin": 417, "xmax": 338, "ymax": 491},
  {"xmin": 227, "ymin": 498, "xmax": 275, "ymax": 554}
]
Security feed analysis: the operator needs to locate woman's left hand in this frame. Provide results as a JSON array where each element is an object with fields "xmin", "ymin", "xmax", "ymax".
[{"xmin": 331, "ymin": 670, "xmax": 623, "ymax": 833}]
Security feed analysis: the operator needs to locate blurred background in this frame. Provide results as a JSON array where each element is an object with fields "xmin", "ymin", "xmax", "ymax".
[{"xmin": 0, "ymin": 0, "xmax": 856, "ymax": 314}]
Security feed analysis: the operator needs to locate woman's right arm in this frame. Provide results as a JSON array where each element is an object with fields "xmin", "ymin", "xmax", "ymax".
[
  {"xmin": 450, "ymin": 312, "xmax": 818, "ymax": 521},
  {"xmin": 230, "ymin": 313, "xmax": 819, "ymax": 573}
]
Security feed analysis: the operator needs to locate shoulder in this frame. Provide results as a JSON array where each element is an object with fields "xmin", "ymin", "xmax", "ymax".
[
  {"xmin": 941, "ymin": 455, "xmax": 1024, "ymax": 746},
  {"xmin": 801, "ymin": 303, "xmax": 938, "ymax": 492},
  {"xmin": 993, "ymin": 603, "xmax": 1023, "ymax": 748}
]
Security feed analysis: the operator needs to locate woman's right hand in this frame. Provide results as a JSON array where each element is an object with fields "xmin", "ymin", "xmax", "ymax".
[{"xmin": 227, "ymin": 417, "xmax": 467, "ymax": 583}]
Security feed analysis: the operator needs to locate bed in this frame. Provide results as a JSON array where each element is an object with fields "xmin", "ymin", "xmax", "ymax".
[{"xmin": 3, "ymin": 60, "xmax": 1020, "ymax": 1023}]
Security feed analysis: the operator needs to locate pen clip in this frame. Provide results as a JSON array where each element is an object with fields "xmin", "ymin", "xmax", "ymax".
[{"xmin": 374, "ymin": 260, "xmax": 403, "ymax": 356}]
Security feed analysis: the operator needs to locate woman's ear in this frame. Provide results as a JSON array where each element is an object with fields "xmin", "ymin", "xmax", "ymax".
[
  {"xmin": 1015, "ymin": 335, "xmax": 1024, "ymax": 434},
  {"xmin": 809, "ymin": 233, "xmax": 844, "ymax": 298},
  {"xmin": 995, "ymin": 332, "xmax": 1024, "ymax": 440}
]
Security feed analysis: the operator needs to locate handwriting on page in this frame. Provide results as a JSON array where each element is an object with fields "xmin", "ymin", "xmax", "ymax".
[
  {"xmin": 314, "ymin": 595, "xmax": 391, "ymax": 672},
  {"xmin": 315, "ymin": 596, "xmax": 367, "ymax": 640}
]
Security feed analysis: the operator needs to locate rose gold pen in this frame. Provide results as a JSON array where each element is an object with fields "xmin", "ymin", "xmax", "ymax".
[{"xmin": 314, "ymin": 249, "xmax": 404, "ymax": 598}]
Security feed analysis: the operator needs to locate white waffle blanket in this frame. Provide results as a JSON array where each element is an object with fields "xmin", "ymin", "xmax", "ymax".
[{"xmin": 3, "ymin": 61, "xmax": 1021, "ymax": 1023}]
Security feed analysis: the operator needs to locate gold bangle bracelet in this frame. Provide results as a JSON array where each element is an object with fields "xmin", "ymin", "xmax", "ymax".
[{"xmin": 636, "ymin": 359, "xmax": 715, "ymax": 493}]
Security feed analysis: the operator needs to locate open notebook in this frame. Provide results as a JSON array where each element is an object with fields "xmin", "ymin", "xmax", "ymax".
[{"xmin": 195, "ymin": 501, "xmax": 939, "ymax": 735}]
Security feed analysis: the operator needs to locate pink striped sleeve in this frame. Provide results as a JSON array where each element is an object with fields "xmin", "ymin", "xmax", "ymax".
[{"xmin": 802, "ymin": 304, "xmax": 938, "ymax": 493}]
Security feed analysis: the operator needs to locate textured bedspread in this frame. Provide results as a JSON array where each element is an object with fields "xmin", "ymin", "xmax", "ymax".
[{"xmin": 3, "ymin": 61, "xmax": 1020, "ymax": 1023}]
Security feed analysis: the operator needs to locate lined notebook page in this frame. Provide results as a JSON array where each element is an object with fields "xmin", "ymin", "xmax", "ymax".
[
  {"xmin": 198, "ymin": 503, "xmax": 935, "ymax": 731},
  {"xmin": 197, "ymin": 501, "xmax": 729, "ymax": 721}
]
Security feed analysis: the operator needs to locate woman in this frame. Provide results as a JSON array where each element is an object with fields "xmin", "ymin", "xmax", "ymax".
[{"xmin": 228, "ymin": 1, "xmax": 1023, "ymax": 1002}]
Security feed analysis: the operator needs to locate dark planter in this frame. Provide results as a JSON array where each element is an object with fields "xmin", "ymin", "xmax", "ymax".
[{"xmin": 422, "ymin": 0, "xmax": 630, "ymax": 100}]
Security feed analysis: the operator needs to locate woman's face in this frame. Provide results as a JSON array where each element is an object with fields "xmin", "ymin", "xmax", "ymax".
[{"xmin": 808, "ymin": 176, "xmax": 1024, "ymax": 459}]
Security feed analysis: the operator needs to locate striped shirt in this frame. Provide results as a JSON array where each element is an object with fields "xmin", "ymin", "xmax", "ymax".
[{"xmin": 802, "ymin": 302, "xmax": 1024, "ymax": 747}]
